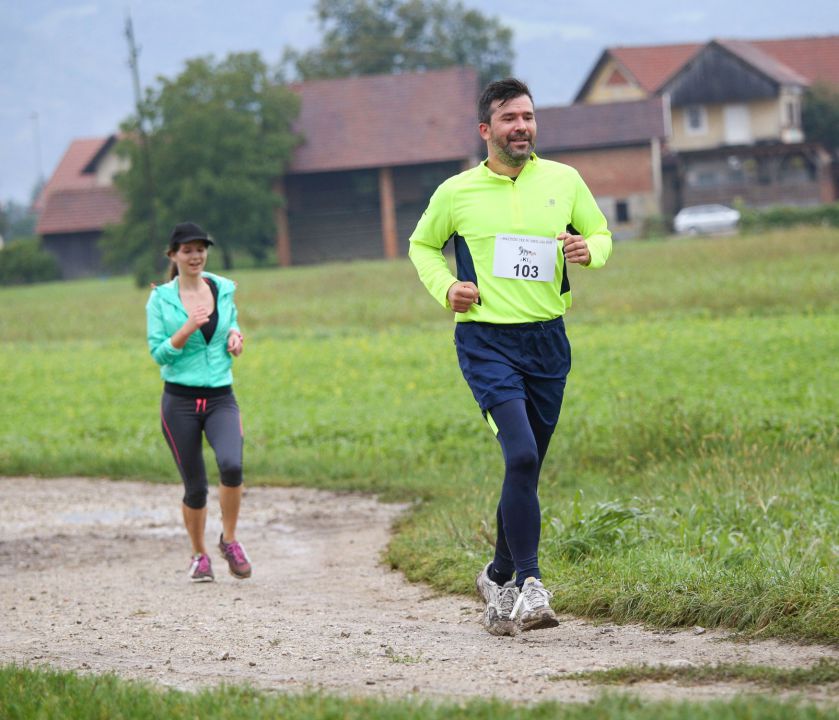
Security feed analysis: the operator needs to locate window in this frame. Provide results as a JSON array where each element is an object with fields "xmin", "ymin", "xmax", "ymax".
[
  {"xmin": 757, "ymin": 160, "xmax": 772, "ymax": 186},
  {"xmin": 616, "ymin": 200, "xmax": 630, "ymax": 223},
  {"xmin": 684, "ymin": 105, "xmax": 708, "ymax": 136},
  {"xmin": 727, "ymin": 155, "xmax": 745, "ymax": 185},
  {"xmin": 723, "ymin": 104, "xmax": 751, "ymax": 145},
  {"xmin": 779, "ymin": 154, "xmax": 815, "ymax": 184},
  {"xmin": 686, "ymin": 169, "xmax": 721, "ymax": 188},
  {"xmin": 785, "ymin": 99, "xmax": 801, "ymax": 128}
]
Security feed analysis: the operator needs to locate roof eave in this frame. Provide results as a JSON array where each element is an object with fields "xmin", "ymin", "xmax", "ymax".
[{"xmin": 573, "ymin": 49, "xmax": 612, "ymax": 102}]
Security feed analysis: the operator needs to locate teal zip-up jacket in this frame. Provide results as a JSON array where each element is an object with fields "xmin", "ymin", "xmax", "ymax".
[{"xmin": 146, "ymin": 272, "xmax": 241, "ymax": 387}]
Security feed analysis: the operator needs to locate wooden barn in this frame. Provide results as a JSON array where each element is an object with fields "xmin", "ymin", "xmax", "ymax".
[{"xmin": 274, "ymin": 67, "xmax": 480, "ymax": 265}]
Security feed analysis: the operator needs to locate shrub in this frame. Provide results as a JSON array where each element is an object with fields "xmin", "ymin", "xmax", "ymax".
[
  {"xmin": 640, "ymin": 214, "xmax": 670, "ymax": 239},
  {"xmin": 738, "ymin": 202, "xmax": 839, "ymax": 232},
  {"xmin": 0, "ymin": 237, "xmax": 61, "ymax": 285}
]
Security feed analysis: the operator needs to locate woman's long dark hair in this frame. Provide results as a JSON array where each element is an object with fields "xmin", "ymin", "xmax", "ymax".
[{"xmin": 167, "ymin": 258, "xmax": 179, "ymax": 281}]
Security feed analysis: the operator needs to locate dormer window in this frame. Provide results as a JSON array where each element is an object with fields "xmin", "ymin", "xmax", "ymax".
[{"xmin": 684, "ymin": 105, "xmax": 708, "ymax": 135}]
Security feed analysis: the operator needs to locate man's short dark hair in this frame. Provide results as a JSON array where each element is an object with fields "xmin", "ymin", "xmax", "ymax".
[{"xmin": 478, "ymin": 78, "xmax": 533, "ymax": 124}]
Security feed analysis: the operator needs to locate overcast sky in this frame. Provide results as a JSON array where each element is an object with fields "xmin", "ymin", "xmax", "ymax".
[{"xmin": 3, "ymin": 0, "xmax": 839, "ymax": 205}]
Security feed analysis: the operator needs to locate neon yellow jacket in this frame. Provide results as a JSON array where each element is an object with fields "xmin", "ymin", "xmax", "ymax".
[{"xmin": 409, "ymin": 154, "xmax": 611, "ymax": 324}]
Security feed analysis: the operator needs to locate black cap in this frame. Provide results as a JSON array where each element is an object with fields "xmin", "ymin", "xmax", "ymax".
[{"xmin": 168, "ymin": 221, "xmax": 214, "ymax": 249}]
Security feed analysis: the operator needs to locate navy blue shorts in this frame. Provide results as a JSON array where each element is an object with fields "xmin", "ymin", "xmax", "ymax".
[{"xmin": 454, "ymin": 316, "xmax": 572, "ymax": 427}]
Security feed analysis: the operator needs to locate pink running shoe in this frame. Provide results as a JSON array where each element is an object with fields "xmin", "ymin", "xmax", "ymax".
[
  {"xmin": 188, "ymin": 553, "xmax": 214, "ymax": 583},
  {"xmin": 218, "ymin": 533, "xmax": 252, "ymax": 579}
]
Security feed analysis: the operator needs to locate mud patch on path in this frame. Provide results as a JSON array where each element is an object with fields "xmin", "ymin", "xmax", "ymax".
[{"xmin": 1, "ymin": 477, "xmax": 836, "ymax": 704}]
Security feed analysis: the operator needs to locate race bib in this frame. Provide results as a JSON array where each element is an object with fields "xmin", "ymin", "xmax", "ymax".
[{"xmin": 492, "ymin": 234, "xmax": 557, "ymax": 282}]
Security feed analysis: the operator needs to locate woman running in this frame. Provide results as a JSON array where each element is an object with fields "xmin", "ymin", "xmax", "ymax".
[{"xmin": 146, "ymin": 221, "xmax": 251, "ymax": 582}]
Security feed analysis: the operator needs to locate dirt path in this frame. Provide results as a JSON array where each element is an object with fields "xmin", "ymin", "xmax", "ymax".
[{"xmin": 2, "ymin": 477, "xmax": 836, "ymax": 704}]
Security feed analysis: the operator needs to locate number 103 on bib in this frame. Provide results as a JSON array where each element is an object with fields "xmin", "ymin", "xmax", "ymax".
[{"xmin": 492, "ymin": 234, "xmax": 557, "ymax": 283}]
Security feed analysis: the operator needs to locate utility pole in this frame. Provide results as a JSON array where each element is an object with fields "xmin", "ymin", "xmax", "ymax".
[{"xmin": 125, "ymin": 11, "xmax": 159, "ymax": 266}]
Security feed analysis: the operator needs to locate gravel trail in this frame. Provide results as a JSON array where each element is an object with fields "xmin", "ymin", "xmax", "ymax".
[{"xmin": 2, "ymin": 477, "xmax": 836, "ymax": 704}]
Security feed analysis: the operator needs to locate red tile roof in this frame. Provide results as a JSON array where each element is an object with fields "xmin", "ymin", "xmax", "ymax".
[
  {"xmin": 608, "ymin": 43, "xmax": 702, "ymax": 94},
  {"xmin": 752, "ymin": 36, "xmax": 839, "ymax": 86},
  {"xmin": 36, "ymin": 186, "xmax": 126, "ymax": 235},
  {"xmin": 289, "ymin": 66, "xmax": 480, "ymax": 173},
  {"xmin": 716, "ymin": 39, "xmax": 809, "ymax": 85},
  {"xmin": 537, "ymin": 98, "xmax": 666, "ymax": 152},
  {"xmin": 33, "ymin": 136, "xmax": 115, "ymax": 213},
  {"xmin": 578, "ymin": 35, "xmax": 839, "ymax": 99}
]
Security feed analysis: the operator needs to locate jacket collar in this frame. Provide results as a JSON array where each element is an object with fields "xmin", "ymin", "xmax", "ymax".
[
  {"xmin": 481, "ymin": 152, "xmax": 539, "ymax": 181},
  {"xmin": 154, "ymin": 272, "xmax": 234, "ymax": 307}
]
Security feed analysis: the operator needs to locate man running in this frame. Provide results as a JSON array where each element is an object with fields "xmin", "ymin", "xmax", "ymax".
[{"xmin": 408, "ymin": 78, "xmax": 612, "ymax": 635}]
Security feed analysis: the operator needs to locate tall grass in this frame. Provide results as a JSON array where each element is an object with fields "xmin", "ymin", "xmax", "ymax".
[{"xmin": 1, "ymin": 228, "xmax": 837, "ymax": 640}]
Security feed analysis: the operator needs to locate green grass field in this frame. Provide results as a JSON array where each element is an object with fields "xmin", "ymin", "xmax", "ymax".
[
  {"xmin": 1, "ymin": 228, "xmax": 837, "ymax": 717},
  {"xmin": 1, "ymin": 664, "xmax": 837, "ymax": 720}
]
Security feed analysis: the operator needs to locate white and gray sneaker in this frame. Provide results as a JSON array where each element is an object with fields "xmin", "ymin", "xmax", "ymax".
[
  {"xmin": 475, "ymin": 563, "xmax": 519, "ymax": 636},
  {"xmin": 510, "ymin": 576, "xmax": 559, "ymax": 632}
]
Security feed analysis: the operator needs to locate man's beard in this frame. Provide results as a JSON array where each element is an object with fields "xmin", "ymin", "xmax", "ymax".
[{"xmin": 492, "ymin": 134, "xmax": 533, "ymax": 168}]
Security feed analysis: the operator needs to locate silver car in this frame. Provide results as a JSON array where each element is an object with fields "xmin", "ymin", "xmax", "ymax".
[{"xmin": 673, "ymin": 204, "xmax": 741, "ymax": 235}]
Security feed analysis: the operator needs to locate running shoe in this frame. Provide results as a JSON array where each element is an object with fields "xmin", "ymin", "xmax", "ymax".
[
  {"xmin": 510, "ymin": 576, "xmax": 559, "ymax": 631},
  {"xmin": 188, "ymin": 553, "xmax": 214, "ymax": 583},
  {"xmin": 475, "ymin": 563, "xmax": 519, "ymax": 636},
  {"xmin": 218, "ymin": 533, "xmax": 252, "ymax": 579}
]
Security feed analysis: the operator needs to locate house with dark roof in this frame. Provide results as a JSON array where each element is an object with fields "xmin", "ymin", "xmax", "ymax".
[
  {"xmin": 575, "ymin": 35, "xmax": 839, "ymax": 210},
  {"xmin": 34, "ymin": 135, "xmax": 127, "ymax": 279}
]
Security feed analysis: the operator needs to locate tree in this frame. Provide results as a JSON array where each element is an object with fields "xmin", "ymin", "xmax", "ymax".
[
  {"xmin": 284, "ymin": 0, "xmax": 513, "ymax": 87},
  {"xmin": 106, "ymin": 52, "xmax": 301, "ymax": 284},
  {"xmin": 1, "ymin": 199, "xmax": 38, "ymax": 241},
  {"xmin": 803, "ymin": 82, "xmax": 839, "ymax": 154}
]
